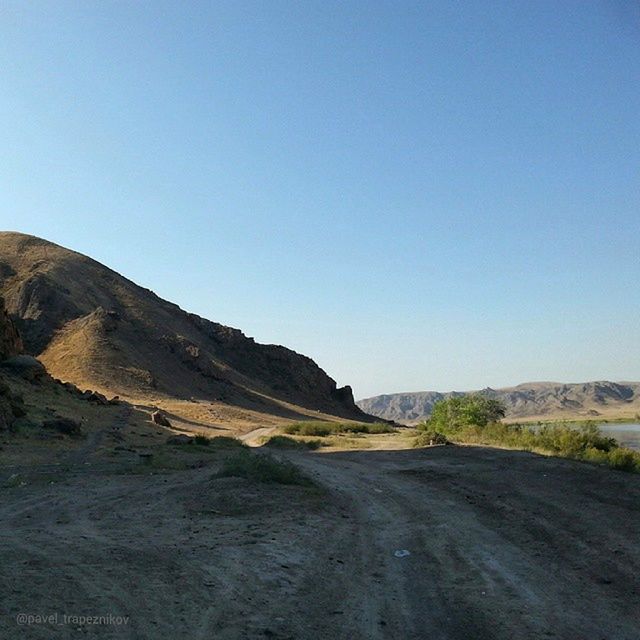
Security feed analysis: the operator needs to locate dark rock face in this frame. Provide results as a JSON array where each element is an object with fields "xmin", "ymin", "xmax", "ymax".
[
  {"xmin": 0, "ymin": 296, "xmax": 27, "ymax": 430},
  {"xmin": 0, "ymin": 297, "xmax": 22, "ymax": 360}
]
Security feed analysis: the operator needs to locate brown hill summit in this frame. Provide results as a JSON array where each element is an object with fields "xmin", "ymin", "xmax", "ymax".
[
  {"xmin": 0, "ymin": 232, "xmax": 368, "ymax": 423},
  {"xmin": 358, "ymin": 381, "xmax": 640, "ymax": 424}
]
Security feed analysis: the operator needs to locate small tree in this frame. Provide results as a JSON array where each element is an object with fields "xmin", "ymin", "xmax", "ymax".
[{"xmin": 429, "ymin": 395, "xmax": 506, "ymax": 432}]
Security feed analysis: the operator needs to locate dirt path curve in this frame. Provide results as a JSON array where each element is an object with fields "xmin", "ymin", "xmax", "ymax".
[{"xmin": 238, "ymin": 426, "xmax": 276, "ymax": 446}]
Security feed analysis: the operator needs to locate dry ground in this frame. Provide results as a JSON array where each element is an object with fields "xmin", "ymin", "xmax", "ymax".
[{"xmin": 1, "ymin": 431, "xmax": 639, "ymax": 640}]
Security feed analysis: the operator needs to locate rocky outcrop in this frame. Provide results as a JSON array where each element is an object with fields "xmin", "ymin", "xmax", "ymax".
[
  {"xmin": 0, "ymin": 296, "xmax": 22, "ymax": 360},
  {"xmin": 0, "ymin": 378, "xmax": 25, "ymax": 431},
  {"xmin": 0, "ymin": 296, "xmax": 27, "ymax": 430}
]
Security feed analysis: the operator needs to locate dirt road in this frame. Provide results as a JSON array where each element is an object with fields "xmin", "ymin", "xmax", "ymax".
[
  {"xmin": 1, "ymin": 445, "xmax": 639, "ymax": 639},
  {"xmin": 290, "ymin": 446, "xmax": 640, "ymax": 639}
]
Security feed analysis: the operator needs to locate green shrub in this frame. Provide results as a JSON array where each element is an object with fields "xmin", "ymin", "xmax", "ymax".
[
  {"xmin": 166, "ymin": 434, "xmax": 246, "ymax": 449},
  {"xmin": 413, "ymin": 431, "xmax": 449, "ymax": 448},
  {"xmin": 607, "ymin": 447, "xmax": 640, "ymax": 472},
  {"xmin": 362, "ymin": 422, "xmax": 397, "ymax": 434},
  {"xmin": 207, "ymin": 436, "xmax": 246, "ymax": 448},
  {"xmin": 434, "ymin": 419, "xmax": 639, "ymax": 473},
  {"xmin": 534, "ymin": 422, "xmax": 616, "ymax": 455},
  {"xmin": 217, "ymin": 449, "xmax": 313, "ymax": 485},
  {"xmin": 583, "ymin": 447, "xmax": 609, "ymax": 466},
  {"xmin": 283, "ymin": 421, "xmax": 395, "ymax": 437},
  {"xmin": 283, "ymin": 423, "xmax": 333, "ymax": 437},
  {"xmin": 263, "ymin": 435, "xmax": 322, "ymax": 450},
  {"xmin": 428, "ymin": 395, "xmax": 506, "ymax": 432}
]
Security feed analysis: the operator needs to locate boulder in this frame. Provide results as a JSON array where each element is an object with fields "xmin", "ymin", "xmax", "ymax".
[{"xmin": 151, "ymin": 410, "xmax": 172, "ymax": 427}]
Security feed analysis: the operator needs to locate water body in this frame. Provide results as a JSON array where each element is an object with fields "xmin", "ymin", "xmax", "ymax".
[{"xmin": 598, "ymin": 423, "xmax": 640, "ymax": 451}]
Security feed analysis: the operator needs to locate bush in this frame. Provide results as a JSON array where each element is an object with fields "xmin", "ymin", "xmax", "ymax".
[
  {"xmin": 534, "ymin": 422, "xmax": 616, "ymax": 455},
  {"xmin": 283, "ymin": 423, "xmax": 333, "ymax": 437},
  {"xmin": 217, "ymin": 449, "xmax": 313, "ymax": 486},
  {"xmin": 208, "ymin": 436, "xmax": 247, "ymax": 449},
  {"xmin": 363, "ymin": 422, "xmax": 398, "ymax": 434},
  {"xmin": 167, "ymin": 434, "xmax": 246, "ymax": 449},
  {"xmin": 583, "ymin": 447, "xmax": 609, "ymax": 466},
  {"xmin": 428, "ymin": 395, "xmax": 506, "ymax": 432},
  {"xmin": 607, "ymin": 447, "xmax": 640, "ymax": 472},
  {"xmin": 413, "ymin": 431, "xmax": 449, "ymax": 448},
  {"xmin": 434, "ymin": 419, "xmax": 639, "ymax": 473},
  {"xmin": 283, "ymin": 421, "xmax": 395, "ymax": 437},
  {"xmin": 263, "ymin": 435, "xmax": 322, "ymax": 450}
]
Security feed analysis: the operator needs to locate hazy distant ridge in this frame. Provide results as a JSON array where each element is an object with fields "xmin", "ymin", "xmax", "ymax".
[{"xmin": 357, "ymin": 381, "xmax": 640, "ymax": 424}]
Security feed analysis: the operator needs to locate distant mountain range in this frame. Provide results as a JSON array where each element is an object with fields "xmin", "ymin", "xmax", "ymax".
[{"xmin": 357, "ymin": 381, "xmax": 640, "ymax": 424}]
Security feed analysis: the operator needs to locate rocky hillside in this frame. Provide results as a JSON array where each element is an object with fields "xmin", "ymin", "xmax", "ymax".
[
  {"xmin": 0, "ymin": 296, "xmax": 22, "ymax": 359},
  {"xmin": 358, "ymin": 381, "xmax": 640, "ymax": 423},
  {"xmin": 0, "ymin": 296, "xmax": 27, "ymax": 430},
  {"xmin": 0, "ymin": 232, "xmax": 369, "ymax": 421}
]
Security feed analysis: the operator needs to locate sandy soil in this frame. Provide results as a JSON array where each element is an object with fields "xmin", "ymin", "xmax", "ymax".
[{"xmin": 1, "ymin": 444, "xmax": 639, "ymax": 639}]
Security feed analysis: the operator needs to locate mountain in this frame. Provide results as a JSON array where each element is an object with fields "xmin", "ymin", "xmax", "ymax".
[
  {"xmin": 0, "ymin": 232, "xmax": 369, "ymax": 423},
  {"xmin": 358, "ymin": 381, "xmax": 640, "ymax": 424}
]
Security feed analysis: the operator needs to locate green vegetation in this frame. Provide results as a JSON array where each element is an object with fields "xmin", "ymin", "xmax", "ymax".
[
  {"xmin": 428, "ymin": 394, "xmax": 506, "ymax": 431},
  {"xmin": 283, "ymin": 421, "xmax": 395, "ymax": 437},
  {"xmin": 206, "ymin": 435, "xmax": 247, "ymax": 448},
  {"xmin": 171, "ymin": 434, "xmax": 246, "ymax": 449},
  {"xmin": 262, "ymin": 435, "xmax": 322, "ymax": 450},
  {"xmin": 418, "ymin": 397, "xmax": 640, "ymax": 472},
  {"xmin": 412, "ymin": 431, "xmax": 449, "ymax": 448},
  {"xmin": 217, "ymin": 449, "xmax": 314, "ymax": 485}
]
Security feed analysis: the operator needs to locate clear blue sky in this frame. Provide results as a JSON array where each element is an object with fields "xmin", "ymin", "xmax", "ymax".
[{"xmin": 1, "ymin": 1, "xmax": 639, "ymax": 398}]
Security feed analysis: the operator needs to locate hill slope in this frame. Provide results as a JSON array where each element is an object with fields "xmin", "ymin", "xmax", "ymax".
[
  {"xmin": 0, "ymin": 232, "xmax": 368, "ymax": 422},
  {"xmin": 358, "ymin": 381, "xmax": 640, "ymax": 423}
]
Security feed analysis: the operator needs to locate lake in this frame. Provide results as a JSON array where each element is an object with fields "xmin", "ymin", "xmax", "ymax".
[{"xmin": 598, "ymin": 423, "xmax": 640, "ymax": 451}]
